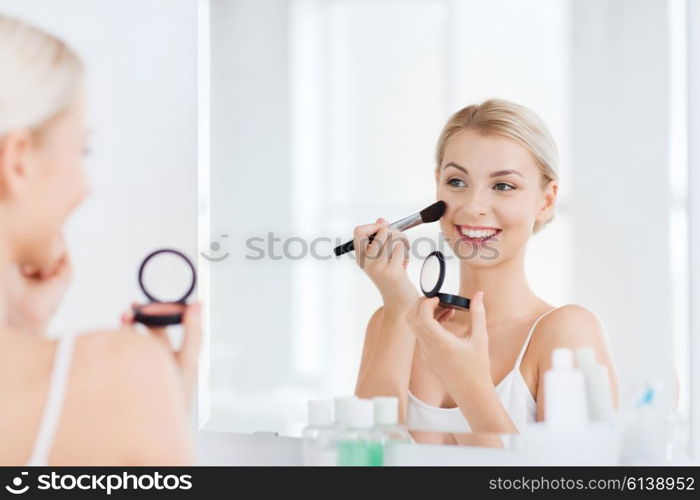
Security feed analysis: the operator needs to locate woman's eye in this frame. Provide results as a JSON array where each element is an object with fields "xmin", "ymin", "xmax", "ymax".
[
  {"xmin": 494, "ymin": 182, "xmax": 516, "ymax": 191},
  {"xmin": 447, "ymin": 178, "xmax": 466, "ymax": 188}
]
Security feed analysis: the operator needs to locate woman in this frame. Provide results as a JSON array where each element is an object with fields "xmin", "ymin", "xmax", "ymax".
[
  {"xmin": 0, "ymin": 15, "xmax": 200, "ymax": 464},
  {"xmin": 354, "ymin": 99, "xmax": 619, "ymax": 444}
]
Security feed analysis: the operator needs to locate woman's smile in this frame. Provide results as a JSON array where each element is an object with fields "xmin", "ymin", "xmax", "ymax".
[{"xmin": 454, "ymin": 224, "xmax": 502, "ymax": 247}]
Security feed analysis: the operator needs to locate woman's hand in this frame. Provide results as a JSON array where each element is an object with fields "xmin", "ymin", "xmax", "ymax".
[
  {"xmin": 4, "ymin": 244, "xmax": 71, "ymax": 335},
  {"xmin": 406, "ymin": 291, "xmax": 493, "ymax": 396},
  {"xmin": 353, "ymin": 218, "xmax": 418, "ymax": 312},
  {"xmin": 120, "ymin": 302, "xmax": 202, "ymax": 410}
]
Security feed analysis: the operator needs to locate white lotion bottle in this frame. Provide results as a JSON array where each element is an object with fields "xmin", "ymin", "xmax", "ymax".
[
  {"xmin": 373, "ymin": 396, "xmax": 413, "ymax": 443},
  {"xmin": 575, "ymin": 347, "xmax": 615, "ymax": 423},
  {"xmin": 544, "ymin": 347, "xmax": 589, "ymax": 428},
  {"xmin": 333, "ymin": 396, "xmax": 357, "ymax": 431},
  {"xmin": 301, "ymin": 399, "xmax": 337, "ymax": 466}
]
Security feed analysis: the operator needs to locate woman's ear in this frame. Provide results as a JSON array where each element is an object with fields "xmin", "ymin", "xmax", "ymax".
[
  {"xmin": 537, "ymin": 180, "xmax": 558, "ymax": 224},
  {"xmin": 0, "ymin": 130, "xmax": 32, "ymax": 199}
]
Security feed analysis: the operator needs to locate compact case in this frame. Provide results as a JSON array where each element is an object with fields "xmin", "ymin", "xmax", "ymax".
[
  {"xmin": 420, "ymin": 250, "xmax": 470, "ymax": 310},
  {"xmin": 132, "ymin": 248, "xmax": 196, "ymax": 326}
]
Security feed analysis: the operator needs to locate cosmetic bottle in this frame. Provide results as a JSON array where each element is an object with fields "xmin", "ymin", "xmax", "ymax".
[
  {"xmin": 373, "ymin": 396, "xmax": 413, "ymax": 443},
  {"xmin": 301, "ymin": 399, "xmax": 337, "ymax": 466},
  {"xmin": 544, "ymin": 347, "xmax": 588, "ymax": 428},
  {"xmin": 335, "ymin": 398, "xmax": 384, "ymax": 466},
  {"xmin": 333, "ymin": 396, "xmax": 357, "ymax": 431},
  {"xmin": 574, "ymin": 347, "xmax": 615, "ymax": 423}
]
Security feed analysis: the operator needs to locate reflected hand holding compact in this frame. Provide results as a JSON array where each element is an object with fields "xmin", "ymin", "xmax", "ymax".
[
  {"xmin": 132, "ymin": 248, "xmax": 197, "ymax": 327},
  {"xmin": 420, "ymin": 250, "xmax": 470, "ymax": 311}
]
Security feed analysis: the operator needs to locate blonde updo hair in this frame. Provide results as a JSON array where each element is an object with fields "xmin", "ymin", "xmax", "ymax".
[
  {"xmin": 0, "ymin": 14, "xmax": 83, "ymax": 138},
  {"xmin": 436, "ymin": 99, "xmax": 559, "ymax": 233}
]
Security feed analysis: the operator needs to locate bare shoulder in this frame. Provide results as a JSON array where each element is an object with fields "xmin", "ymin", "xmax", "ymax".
[
  {"xmin": 73, "ymin": 327, "xmax": 185, "ymax": 411},
  {"xmin": 531, "ymin": 304, "xmax": 608, "ymax": 349},
  {"xmin": 58, "ymin": 328, "xmax": 190, "ymax": 464},
  {"xmin": 527, "ymin": 303, "xmax": 617, "ymax": 381}
]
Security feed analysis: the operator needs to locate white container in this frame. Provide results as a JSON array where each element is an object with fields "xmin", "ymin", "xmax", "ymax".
[
  {"xmin": 544, "ymin": 347, "xmax": 588, "ymax": 428},
  {"xmin": 333, "ymin": 396, "xmax": 357, "ymax": 429},
  {"xmin": 575, "ymin": 347, "xmax": 615, "ymax": 423},
  {"xmin": 301, "ymin": 399, "xmax": 337, "ymax": 466},
  {"xmin": 373, "ymin": 396, "xmax": 413, "ymax": 443}
]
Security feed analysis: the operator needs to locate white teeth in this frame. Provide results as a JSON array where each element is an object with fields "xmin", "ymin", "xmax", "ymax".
[{"xmin": 460, "ymin": 227, "xmax": 498, "ymax": 239}]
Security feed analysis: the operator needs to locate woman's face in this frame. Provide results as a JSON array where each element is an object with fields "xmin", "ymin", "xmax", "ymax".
[
  {"xmin": 1, "ymin": 93, "xmax": 91, "ymax": 269},
  {"xmin": 436, "ymin": 129, "xmax": 556, "ymax": 266}
]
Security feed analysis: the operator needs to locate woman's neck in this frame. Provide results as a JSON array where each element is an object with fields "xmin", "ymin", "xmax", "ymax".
[{"xmin": 458, "ymin": 246, "xmax": 543, "ymax": 326}]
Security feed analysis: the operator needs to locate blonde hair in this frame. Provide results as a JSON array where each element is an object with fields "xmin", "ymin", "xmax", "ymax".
[
  {"xmin": 436, "ymin": 99, "xmax": 559, "ymax": 233},
  {"xmin": 0, "ymin": 15, "xmax": 83, "ymax": 138}
]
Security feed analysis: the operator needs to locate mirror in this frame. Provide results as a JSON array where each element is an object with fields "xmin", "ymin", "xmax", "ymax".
[
  {"xmin": 201, "ymin": 0, "xmax": 692, "ymax": 458},
  {"xmin": 139, "ymin": 250, "xmax": 195, "ymax": 304},
  {"xmin": 420, "ymin": 252, "xmax": 443, "ymax": 297}
]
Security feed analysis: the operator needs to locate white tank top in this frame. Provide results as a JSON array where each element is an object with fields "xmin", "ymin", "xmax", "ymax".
[
  {"xmin": 407, "ymin": 306, "xmax": 562, "ymax": 434},
  {"xmin": 26, "ymin": 334, "xmax": 76, "ymax": 466}
]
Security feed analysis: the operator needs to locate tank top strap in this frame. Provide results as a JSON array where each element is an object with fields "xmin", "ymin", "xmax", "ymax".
[
  {"xmin": 513, "ymin": 306, "xmax": 563, "ymax": 370},
  {"xmin": 26, "ymin": 333, "xmax": 76, "ymax": 466}
]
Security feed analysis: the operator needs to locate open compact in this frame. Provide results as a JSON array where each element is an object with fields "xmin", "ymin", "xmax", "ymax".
[
  {"xmin": 132, "ymin": 248, "xmax": 196, "ymax": 327},
  {"xmin": 420, "ymin": 250, "xmax": 470, "ymax": 311}
]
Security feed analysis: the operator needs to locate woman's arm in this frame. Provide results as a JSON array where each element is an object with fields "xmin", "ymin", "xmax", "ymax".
[
  {"xmin": 355, "ymin": 306, "xmax": 417, "ymax": 424},
  {"xmin": 351, "ymin": 219, "xmax": 419, "ymax": 424}
]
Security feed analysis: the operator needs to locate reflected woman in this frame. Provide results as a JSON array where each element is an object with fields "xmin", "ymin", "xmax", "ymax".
[
  {"xmin": 0, "ymin": 15, "xmax": 200, "ymax": 464},
  {"xmin": 353, "ymin": 99, "xmax": 619, "ymax": 444}
]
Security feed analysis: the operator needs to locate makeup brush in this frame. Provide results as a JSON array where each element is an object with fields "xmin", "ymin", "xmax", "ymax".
[{"xmin": 334, "ymin": 200, "xmax": 447, "ymax": 256}]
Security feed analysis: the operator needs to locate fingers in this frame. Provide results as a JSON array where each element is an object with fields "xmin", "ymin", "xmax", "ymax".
[
  {"xmin": 121, "ymin": 302, "xmax": 139, "ymax": 325},
  {"xmin": 388, "ymin": 233, "xmax": 409, "ymax": 272},
  {"xmin": 407, "ymin": 296, "xmax": 439, "ymax": 336},
  {"xmin": 418, "ymin": 295, "xmax": 441, "ymax": 323},
  {"xmin": 365, "ymin": 225, "xmax": 389, "ymax": 259},
  {"xmin": 436, "ymin": 307, "xmax": 455, "ymax": 324},
  {"xmin": 407, "ymin": 297, "xmax": 458, "ymax": 345},
  {"xmin": 353, "ymin": 219, "xmax": 385, "ymax": 267}
]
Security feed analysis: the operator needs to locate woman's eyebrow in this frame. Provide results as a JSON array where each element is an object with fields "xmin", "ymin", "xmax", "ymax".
[{"xmin": 443, "ymin": 162, "xmax": 525, "ymax": 179}]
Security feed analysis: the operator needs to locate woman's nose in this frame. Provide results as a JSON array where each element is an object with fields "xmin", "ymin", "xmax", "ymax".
[{"xmin": 455, "ymin": 188, "xmax": 489, "ymax": 218}]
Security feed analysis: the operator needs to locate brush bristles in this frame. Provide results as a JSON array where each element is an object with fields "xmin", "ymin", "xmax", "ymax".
[{"xmin": 419, "ymin": 200, "xmax": 446, "ymax": 223}]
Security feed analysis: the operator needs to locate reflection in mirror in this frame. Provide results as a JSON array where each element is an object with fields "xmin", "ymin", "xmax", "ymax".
[{"xmin": 203, "ymin": 0, "xmax": 691, "ymax": 463}]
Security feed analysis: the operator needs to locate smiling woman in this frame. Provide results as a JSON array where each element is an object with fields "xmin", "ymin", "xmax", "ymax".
[{"xmin": 354, "ymin": 98, "xmax": 619, "ymax": 443}]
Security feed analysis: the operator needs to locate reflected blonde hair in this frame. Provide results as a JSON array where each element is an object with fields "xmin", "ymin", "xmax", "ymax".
[
  {"xmin": 0, "ymin": 15, "xmax": 83, "ymax": 138},
  {"xmin": 436, "ymin": 99, "xmax": 559, "ymax": 233}
]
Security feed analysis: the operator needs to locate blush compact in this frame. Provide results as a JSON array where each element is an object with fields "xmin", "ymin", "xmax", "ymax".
[
  {"xmin": 420, "ymin": 250, "xmax": 470, "ymax": 311},
  {"xmin": 132, "ymin": 248, "xmax": 196, "ymax": 327}
]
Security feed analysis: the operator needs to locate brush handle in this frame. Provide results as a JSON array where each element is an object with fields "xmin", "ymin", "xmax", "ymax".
[
  {"xmin": 334, "ymin": 234, "xmax": 376, "ymax": 256},
  {"xmin": 334, "ymin": 213, "xmax": 422, "ymax": 256}
]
